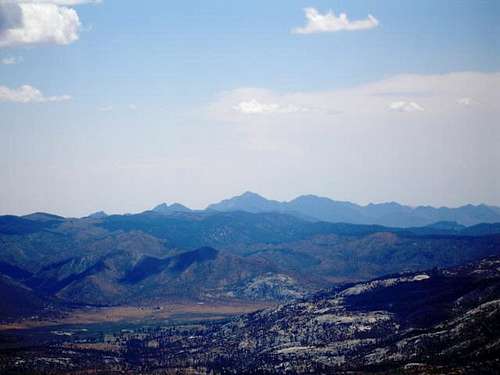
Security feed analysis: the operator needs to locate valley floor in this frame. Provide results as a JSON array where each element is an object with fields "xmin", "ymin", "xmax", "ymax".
[{"xmin": 0, "ymin": 299, "xmax": 274, "ymax": 331}]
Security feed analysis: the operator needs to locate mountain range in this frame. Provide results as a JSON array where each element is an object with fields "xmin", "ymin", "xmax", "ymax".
[
  {"xmin": 1, "ymin": 203, "xmax": 500, "ymax": 373},
  {"xmin": 148, "ymin": 191, "xmax": 500, "ymax": 227},
  {"xmin": 1, "ymin": 208, "xmax": 500, "ymax": 319}
]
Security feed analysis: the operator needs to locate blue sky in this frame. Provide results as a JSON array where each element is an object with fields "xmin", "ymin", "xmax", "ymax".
[
  {"xmin": 1, "ymin": 1, "xmax": 499, "ymax": 216},
  {"xmin": 4, "ymin": 1, "xmax": 499, "ymax": 101}
]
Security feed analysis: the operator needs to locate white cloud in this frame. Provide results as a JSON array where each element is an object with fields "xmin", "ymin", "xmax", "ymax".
[
  {"xmin": 19, "ymin": 1, "xmax": 101, "ymax": 4},
  {"xmin": 0, "ymin": 1, "xmax": 99, "ymax": 48},
  {"xmin": 0, "ymin": 3, "xmax": 80, "ymax": 47},
  {"xmin": 129, "ymin": 104, "xmax": 137, "ymax": 111},
  {"xmin": 208, "ymin": 72, "xmax": 500, "ymax": 124},
  {"xmin": 233, "ymin": 99, "xmax": 279, "ymax": 114},
  {"xmin": 388, "ymin": 101, "xmax": 424, "ymax": 112},
  {"xmin": 1, "ymin": 56, "xmax": 22, "ymax": 64},
  {"xmin": 233, "ymin": 99, "xmax": 309, "ymax": 115},
  {"xmin": 292, "ymin": 8, "xmax": 379, "ymax": 34},
  {"xmin": 0, "ymin": 84, "xmax": 70, "ymax": 102},
  {"xmin": 457, "ymin": 97, "xmax": 473, "ymax": 105},
  {"xmin": 98, "ymin": 105, "xmax": 112, "ymax": 112}
]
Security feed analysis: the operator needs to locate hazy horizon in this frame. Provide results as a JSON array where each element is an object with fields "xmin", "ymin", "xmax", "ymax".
[
  {"xmin": 3, "ymin": 189, "xmax": 500, "ymax": 218},
  {"xmin": 1, "ymin": 1, "xmax": 499, "ymax": 216}
]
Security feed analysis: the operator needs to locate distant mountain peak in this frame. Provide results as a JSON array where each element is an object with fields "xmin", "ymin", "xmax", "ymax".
[
  {"xmin": 246, "ymin": 191, "xmax": 274, "ymax": 200},
  {"xmin": 169, "ymin": 202, "xmax": 191, "ymax": 210},
  {"xmin": 153, "ymin": 202, "xmax": 191, "ymax": 214},
  {"xmin": 207, "ymin": 192, "xmax": 282, "ymax": 213},
  {"xmin": 207, "ymin": 192, "xmax": 500, "ymax": 227},
  {"xmin": 86, "ymin": 211, "xmax": 108, "ymax": 219},
  {"xmin": 236, "ymin": 191, "xmax": 269, "ymax": 201},
  {"xmin": 241, "ymin": 191, "xmax": 260, "ymax": 197},
  {"xmin": 154, "ymin": 203, "xmax": 169, "ymax": 210}
]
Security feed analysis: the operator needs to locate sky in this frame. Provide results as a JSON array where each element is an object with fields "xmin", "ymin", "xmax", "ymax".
[{"xmin": 0, "ymin": 0, "xmax": 499, "ymax": 216}]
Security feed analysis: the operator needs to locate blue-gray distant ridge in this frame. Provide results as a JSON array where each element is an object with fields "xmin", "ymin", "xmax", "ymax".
[{"xmin": 207, "ymin": 192, "xmax": 500, "ymax": 227}]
